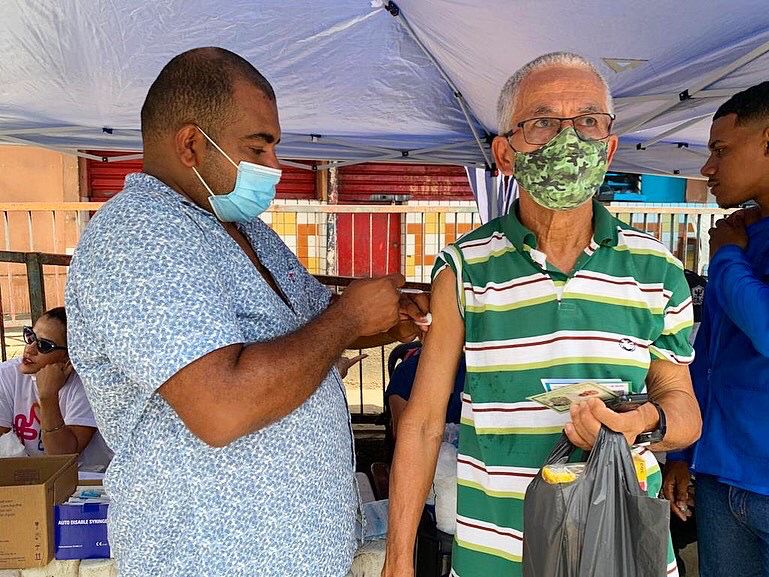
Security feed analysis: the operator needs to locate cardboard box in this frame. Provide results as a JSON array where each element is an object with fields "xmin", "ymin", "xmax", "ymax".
[
  {"xmin": 0, "ymin": 455, "xmax": 78, "ymax": 569},
  {"xmin": 54, "ymin": 486, "xmax": 110, "ymax": 560}
]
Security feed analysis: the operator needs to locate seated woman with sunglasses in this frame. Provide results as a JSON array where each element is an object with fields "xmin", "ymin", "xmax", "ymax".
[{"xmin": 0, "ymin": 307, "xmax": 111, "ymax": 467}]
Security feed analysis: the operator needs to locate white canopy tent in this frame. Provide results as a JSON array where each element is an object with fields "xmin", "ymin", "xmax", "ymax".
[{"xmin": 0, "ymin": 0, "xmax": 767, "ymax": 181}]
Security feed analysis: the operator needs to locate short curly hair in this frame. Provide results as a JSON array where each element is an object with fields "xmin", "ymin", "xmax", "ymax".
[
  {"xmin": 714, "ymin": 81, "xmax": 769, "ymax": 126},
  {"xmin": 497, "ymin": 52, "xmax": 613, "ymax": 135},
  {"xmin": 140, "ymin": 47, "xmax": 275, "ymax": 143}
]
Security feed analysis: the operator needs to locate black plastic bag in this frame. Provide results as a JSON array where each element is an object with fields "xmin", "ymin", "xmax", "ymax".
[{"xmin": 523, "ymin": 427, "xmax": 670, "ymax": 577}]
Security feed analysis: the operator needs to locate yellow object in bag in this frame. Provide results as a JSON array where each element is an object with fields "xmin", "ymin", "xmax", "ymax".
[
  {"xmin": 542, "ymin": 455, "xmax": 648, "ymax": 487},
  {"xmin": 542, "ymin": 463, "xmax": 586, "ymax": 484}
]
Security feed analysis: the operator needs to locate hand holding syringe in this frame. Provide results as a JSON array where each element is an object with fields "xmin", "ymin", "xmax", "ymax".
[{"xmin": 399, "ymin": 288, "xmax": 432, "ymax": 327}]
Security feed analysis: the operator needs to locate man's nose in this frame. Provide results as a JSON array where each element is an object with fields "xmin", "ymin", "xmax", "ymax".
[
  {"xmin": 560, "ymin": 118, "xmax": 576, "ymax": 131},
  {"xmin": 264, "ymin": 150, "xmax": 281, "ymax": 171}
]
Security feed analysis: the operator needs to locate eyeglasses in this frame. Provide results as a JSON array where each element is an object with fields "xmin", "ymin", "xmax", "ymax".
[
  {"xmin": 503, "ymin": 113, "xmax": 616, "ymax": 145},
  {"xmin": 22, "ymin": 326, "xmax": 67, "ymax": 354}
]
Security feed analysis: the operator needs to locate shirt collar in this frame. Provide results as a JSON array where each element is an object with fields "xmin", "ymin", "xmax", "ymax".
[
  {"xmin": 500, "ymin": 198, "xmax": 618, "ymax": 251},
  {"xmin": 499, "ymin": 200, "xmax": 536, "ymax": 251},
  {"xmin": 126, "ymin": 172, "xmax": 214, "ymax": 216},
  {"xmin": 592, "ymin": 199, "xmax": 619, "ymax": 246}
]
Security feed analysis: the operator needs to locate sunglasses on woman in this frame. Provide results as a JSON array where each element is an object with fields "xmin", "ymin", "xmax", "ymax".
[{"xmin": 22, "ymin": 326, "xmax": 68, "ymax": 354}]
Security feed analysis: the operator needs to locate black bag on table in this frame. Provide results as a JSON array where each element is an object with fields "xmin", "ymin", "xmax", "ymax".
[{"xmin": 523, "ymin": 427, "xmax": 670, "ymax": 577}]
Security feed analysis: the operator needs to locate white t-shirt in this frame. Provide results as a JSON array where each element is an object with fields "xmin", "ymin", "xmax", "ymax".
[{"xmin": 0, "ymin": 357, "xmax": 112, "ymax": 468}]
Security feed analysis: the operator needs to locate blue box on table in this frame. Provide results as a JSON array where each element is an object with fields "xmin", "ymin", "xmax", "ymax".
[{"xmin": 54, "ymin": 499, "xmax": 110, "ymax": 560}]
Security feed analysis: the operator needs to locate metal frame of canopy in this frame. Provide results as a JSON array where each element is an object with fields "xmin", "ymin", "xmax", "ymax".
[
  {"xmin": 0, "ymin": 1, "xmax": 766, "ymax": 181},
  {"xmin": 0, "ymin": 1, "xmax": 495, "ymax": 170}
]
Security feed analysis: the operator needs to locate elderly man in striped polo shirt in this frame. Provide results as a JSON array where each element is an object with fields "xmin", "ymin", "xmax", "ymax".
[{"xmin": 383, "ymin": 52, "xmax": 702, "ymax": 577}]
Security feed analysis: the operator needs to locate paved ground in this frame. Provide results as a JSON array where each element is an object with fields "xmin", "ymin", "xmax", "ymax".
[{"xmin": 342, "ymin": 343, "xmax": 398, "ymax": 415}]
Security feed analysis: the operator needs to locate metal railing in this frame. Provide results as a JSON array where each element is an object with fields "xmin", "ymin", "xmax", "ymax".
[
  {"xmin": 0, "ymin": 250, "xmax": 426, "ymax": 421},
  {"xmin": 0, "ymin": 203, "xmax": 95, "ymax": 324},
  {"xmin": 0, "ymin": 201, "xmax": 734, "ymax": 319},
  {"xmin": 607, "ymin": 205, "xmax": 732, "ymax": 274},
  {"xmin": 0, "ymin": 201, "xmax": 732, "ymax": 415},
  {"xmin": 0, "ymin": 251, "xmax": 72, "ymax": 361}
]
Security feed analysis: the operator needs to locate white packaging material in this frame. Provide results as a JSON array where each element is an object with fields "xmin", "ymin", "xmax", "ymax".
[
  {"xmin": 78, "ymin": 559, "xmax": 117, "ymax": 577},
  {"xmin": 0, "ymin": 431, "xmax": 26, "ymax": 457},
  {"xmin": 355, "ymin": 499, "xmax": 389, "ymax": 542},
  {"xmin": 0, "ymin": 569, "xmax": 22, "ymax": 577},
  {"xmin": 355, "ymin": 472, "xmax": 376, "ymax": 504},
  {"xmin": 20, "ymin": 560, "xmax": 79, "ymax": 577},
  {"xmin": 433, "ymin": 441, "xmax": 458, "ymax": 535},
  {"xmin": 348, "ymin": 539, "xmax": 386, "ymax": 577},
  {"xmin": 443, "ymin": 423, "xmax": 460, "ymax": 447}
]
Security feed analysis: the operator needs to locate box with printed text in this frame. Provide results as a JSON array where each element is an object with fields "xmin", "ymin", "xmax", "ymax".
[{"xmin": 0, "ymin": 454, "xmax": 78, "ymax": 569}]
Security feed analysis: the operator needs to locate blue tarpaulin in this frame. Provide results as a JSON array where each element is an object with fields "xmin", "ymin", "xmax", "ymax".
[{"xmin": 0, "ymin": 0, "xmax": 766, "ymax": 179}]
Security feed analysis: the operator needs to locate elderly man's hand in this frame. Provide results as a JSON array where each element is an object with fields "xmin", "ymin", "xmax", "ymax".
[{"xmin": 564, "ymin": 398, "xmax": 647, "ymax": 449}]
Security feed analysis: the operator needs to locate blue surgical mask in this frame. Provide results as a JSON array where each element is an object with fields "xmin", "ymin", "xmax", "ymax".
[{"xmin": 192, "ymin": 126, "xmax": 282, "ymax": 223}]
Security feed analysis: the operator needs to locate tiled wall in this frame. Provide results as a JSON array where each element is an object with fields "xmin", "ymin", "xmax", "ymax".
[
  {"xmin": 404, "ymin": 201, "xmax": 478, "ymax": 282},
  {"xmin": 261, "ymin": 199, "xmax": 329, "ymax": 275},
  {"xmin": 263, "ymin": 199, "xmax": 481, "ymax": 282}
]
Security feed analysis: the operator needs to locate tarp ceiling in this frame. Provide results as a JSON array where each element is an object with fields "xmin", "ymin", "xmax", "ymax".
[{"xmin": 0, "ymin": 0, "xmax": 767, "ymax": 177}]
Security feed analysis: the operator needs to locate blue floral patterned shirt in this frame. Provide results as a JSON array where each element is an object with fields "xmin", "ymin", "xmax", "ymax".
[{"xmin": 65, "ymin": 173, "xmax": 358, "ymax": 577}]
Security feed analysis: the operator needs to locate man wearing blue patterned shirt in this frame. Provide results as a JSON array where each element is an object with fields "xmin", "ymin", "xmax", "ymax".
[{"xmin": 65, "ymin": 47, "xmax": 427, "ymax": 577}]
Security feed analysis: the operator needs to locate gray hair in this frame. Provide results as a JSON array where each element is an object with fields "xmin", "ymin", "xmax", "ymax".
[{"xmin": 496, "ymin": 52, "xmax": 614, "ymax": 135}]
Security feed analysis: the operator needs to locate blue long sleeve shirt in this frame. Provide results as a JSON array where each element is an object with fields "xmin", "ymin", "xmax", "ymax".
[{"xmin": 669, "ymin": 216, "xmax": 769, "ymax": 495}]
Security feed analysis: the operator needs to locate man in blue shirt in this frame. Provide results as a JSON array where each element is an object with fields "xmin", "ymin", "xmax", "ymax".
[
  {"xmin": 664, "ymin": 81, "xmax": 769, "ymax": 577},
  {"xmin": 66, "ymin": 47, "xmax": 428, "ymax": 577}
]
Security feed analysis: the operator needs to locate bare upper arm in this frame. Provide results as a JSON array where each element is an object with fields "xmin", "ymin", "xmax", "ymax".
[
  {"xmin": 401, "ymin": 268, "xmax": 465, "ymax": 429},
  {"xmin": 645, "ymin": 359, "xmax": 701, "ymax": 449},
  {"xmin": 645, "ymin": 359, "xmax": 695, "ymax": 398}
]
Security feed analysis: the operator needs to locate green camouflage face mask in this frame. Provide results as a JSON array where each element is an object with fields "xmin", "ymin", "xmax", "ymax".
[{"xmin": 513, "ymin": 127, "xmax": 609, "ymax": 211}]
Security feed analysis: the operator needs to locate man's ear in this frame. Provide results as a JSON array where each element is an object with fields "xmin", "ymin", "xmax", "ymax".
[
  {"xmin": 175, "ymin": 125, "xmax": 206, "ymax": 168},
  {"xmin": 605, "ymin": 134, "xmax": 619, "ymax": 165},
  {"xmin": 762, "ymin": 126, "xmax": 769, "ymax": 156},
  {"xmin": 492, "ymin": 136, "xmax": 515, "ymax": 176}
]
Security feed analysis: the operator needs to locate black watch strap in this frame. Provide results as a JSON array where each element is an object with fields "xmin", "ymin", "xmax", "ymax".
[{"xmin": 634, "ymin": 401, "xmax": 666, "ymax": 446}]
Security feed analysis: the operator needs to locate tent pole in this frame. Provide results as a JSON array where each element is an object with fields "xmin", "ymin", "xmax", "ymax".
[
  {"xmin": 384, "ymin": 1, "xmax": 492, "ymax": 169},
  {"xmin": 309, "ymin": 135, "xmax": 400, "ymax": 155},
  {"xmin": 101, "ymin": 153, "xmax": 144, "ymax": 162},
  {"xmin": 678, "ymin": 146, "xmax": 710, "ymax": 160},
  {"xmin": 331, "ymin": 153, "xmax": 405, "ymax": 168},
  {"xmin": 405, "ymin": 153, "xmax": 470, "ymax": 163},
  {"xmin": 0, "ymin": 126, "xmax": 92, "ymax": 136},
  {"xmin": 278, "ymin": 160, "xmax": 315, "ymax": 170},
  {"xmin": 0, "ymin": 133, "xmax": 98, "ymax": 159},
  {"xmin": 615, "ymin": 88, "xmax": 741, "ymax": 105},
  {"xmin": 409, "ymin": 140, "xmax": 480, "ymax": 156},
  {"xmin": 639, "ymin": 116, "xmax": 709, "ymax": 149}
]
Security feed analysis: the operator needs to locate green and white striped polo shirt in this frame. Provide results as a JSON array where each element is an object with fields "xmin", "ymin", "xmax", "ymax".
[{"xmin": 432, "ymin": 200, "xmax": 693, "ymax": 577}]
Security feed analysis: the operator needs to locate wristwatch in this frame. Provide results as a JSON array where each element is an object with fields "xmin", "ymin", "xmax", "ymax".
[{"xmin": 634, "ymin": 401, "xmax": 666, "ymax": 445}]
